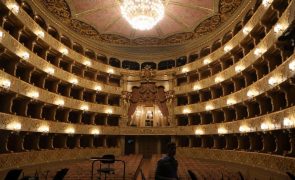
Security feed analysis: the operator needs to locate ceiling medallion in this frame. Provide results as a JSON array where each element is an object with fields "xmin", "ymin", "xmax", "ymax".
[{"xmin": 119, "ymin": 0, "xmax": 165, "ymax": 31}]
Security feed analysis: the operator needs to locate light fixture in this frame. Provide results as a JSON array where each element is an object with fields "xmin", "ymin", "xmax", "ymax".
[
  {"xmin": 6, "ymin": 2, "xmax": 20, "ymax": 14},
  {"xmin": 107, "ymin": 68, "xmax": 114, "ymax": 74},
  {"xmin": 0, "ymin": 79, "xmax": 11, "ymax": 89},
  {"xmin": 203, "ymin": 58, "xmax": 211, "ymax": 65},
  {"xmin": 120, "ymin": 0, "xmax": 165, "ymax": 30},
  {"xmin": 239, "ymin": 125, "xmax": 251, "ymax": 132},
  {"xmin": 181, "ymin": 67, "xmax": 189, "ymax": 73},
  {"xmin": 54, "ymin": 99, "xmax": 65, "ymax": 106},
  {"xmin": 65, "ymin": 127, "xmax": 75, "ymax": 134},
  {"xmin": 262, "ymin": 0, "xmax": 273, "ymax": 7},
  {"xmin": 224, "ymin": 45, "xmax": 232, "ymax": 52},
  {"xmin": 268, "ymin": 76, "xmax": 284, "ymax": 86},
  {"xmin": 254, "ymin": 48, "xmax": 264, "ymax": 56},
  {"xmin": 235, "ymin": 65, "xmax": 245, "ymax": 73},
  {"xmin": 44, "ymin": 67, "xmax": 55, "ymax": 75},
  {"xmin": 242, "ymin": 27, "xmax": 251, "ymax": 35},
  {"xmin": 182, "ymin": 108, "xmax": 191, "ymax": 114},
  {"xmin": 260, "ymin": 122, "xmax": 275, "ymax": 130},
  {"xmin": 59, "ymin": 48, "xmax": 68, "ymax": 55},
  {"xmin": 214, "ymin": 76, "xmax": 224, "ymax": 83},
  {"xmin": 226, "ymin": 98, "xmax": 236, "ymax": 105},
  {"xmin": 80, "ymin": 104, "xmax": 89, "ymax": 111},
  {"xmin": 195, "ymin": 129, "xmax": 204, "ymax": 135},
  {"xmin": 193, "ymin": 84, "xmax": 201, "ymax": 91},
  {"xmin": 35, "ymin": 30, "xmax": 45, "ymax": 38},
  {"xmin": 37, "ymin": 125, "xmax": 49, "ymax": 133},
  {"xmin": 6, "ymin": 122, "xmax": 21, "ymax": 131},
  {"xmin": 289, "ymin": 60, "xmax": 295, "ymax": 71},
  {"xmin": 83, "ymin": 60, "xmax": 92, "ymax": 67},
  {"xmin": 69, "ymin": 78, "xmax": 78, "ymax": 85},
  {"xmin": 0, "ymin": 31, "xmax": 4, "ymax": 39},
  {"xmin": 91, "ymin": 129, "xmax": 100, "ymax": 135},
  {"xmin": 19, "ymin": 51, "xmax": 30, "ymax": 60},
  {"xmin": 106, "ymin": 109, "xmax": 113, "ymax": 114},
  {"xmin": 274, "ymin": 23, "xmax": 284, "ymax": 33},
  {"xmin": 283, "ymin": 117, "xmax": 294, "ymax": 127},
  {"xmin": 94, "ymin": 85, "xmax": 102, "ymax": 91},
  {"xmin": 27, "ymin": 91, "xmax": 39, "ymax": 99},
  {"xmin": 205, "ymin": 104, "xmax": 214, "ymax": 111},
  {"xmin": 217, "ymin": 127, "xmax": 228, "ymax": 134},
  {"xmin": 247, "ymin": 89, "xmax": 259, "ymax": 98}
]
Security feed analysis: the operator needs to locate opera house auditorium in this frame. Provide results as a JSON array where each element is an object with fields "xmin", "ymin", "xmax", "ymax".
[{"xmin": 0, "ymin": 0, "xmax": 294, "ymax": 179}]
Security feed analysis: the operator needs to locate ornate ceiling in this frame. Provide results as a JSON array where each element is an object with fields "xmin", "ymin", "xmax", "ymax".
[{"xmin": 40, "ymin": 0, "xmax": 244, "ymax": 46}]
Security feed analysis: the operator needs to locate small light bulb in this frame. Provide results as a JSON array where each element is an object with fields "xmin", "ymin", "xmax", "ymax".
[
  {"xmin": 44, "ymin": 67, "xmax": 55, "ymax": 75},
  {"xmin": 54, "ymin": 99, "xmax": 65, "ymax": 106},
  {"xmin": 27, "ymin": 91, "xmax": 39, "ymax": 99},
  {"xmin": 235, "ymin": 65, "xmax": 245, "ymax": 73},
  {"xmin": 106, "ymin": 109, "xmax": 113, "ymax": 114},
  {"xmin": 195, "ymin": 129, "xmax": 204, "ymax": 135},
  {"xmin": 6, "ymin": 122, "xmax": 21, "ymax": 131},
  {"xmin": 203, "ymin": 58, "xmax": 211, "ymax": 65},
  {"xmin": 0, "ymin": 79, "xmax": 11, "ymax": 89},
  {"xmin": 205, "ymin": 104, "xmax": 214, "ymax": 111},
  {"xmin": 81, "ymin": 105, "xmax": 89, "ymax": 111}
]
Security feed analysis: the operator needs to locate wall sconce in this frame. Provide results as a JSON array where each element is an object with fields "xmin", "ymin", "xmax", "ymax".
[
  {"xmin": 65, "ymin": 127, "xmax": 75, "ymax": 134},
  {"xmin": 254, "ymin": 48, "xmax": 264, "ymax": 56},
  {"xmin": 217, "ymin": 127, "xmax": 228, "ymax": 134},
  {"xmin": 224, "ymin": 45, "xmax": 232, "ymax": 52},
  {"xmin": 59, "ymin": 48, "xmax": 69, "ymax": 55},
  {"xmin": 0, "ymin": 31, "xmax": 4, "ymax": 40},
  {"xmin": 239, "ymin": 125, "xmax": 251, "ymax": 132},
  {"xmin": 242, "ymin": 27, "xmax": 252, "ymax": 35},
  {"xmin": 260, "ymin": 122, "xmax": 275, "ymax": 130},
  {"xmin": 6, "ymin": 2, "xmax": 20, "ymax": 14},
  {"xmin": 107, "ymin": 68, "xmax": 114, "ymax": 74},
  {"xmin": 195, "ymin": 129, "xmax": 204, "ymax": 135},
  {"xmin": 205, "ymin": 104, "xmax": 214, "ymax": 111},
  {"xmin": 193, "ymin": 84, "xmax": 201, "ymax": 91},
  {"xmin": 262, "ymin": 0, "xmax": 273, "ymax": 7},
  {"xmin": 268, "ymin": 75, "xmax": 284, "ymax": 86},
  {"xmin": 106, "ymin": 109, "xmax": 113, "ymax": 114},
  {"xmin": 44, "ymin": 67, "xmax": 55, "ymax": 75},
  {"xmin": 69, "ymin": 78, "xmax": 78, "ymax": 85},
  {"xmin": 94, "ymin": 85, "xmax": 102, "ymax": 91},
  {"xmin": 19, "ymin": 51, "xmax": 30, "ymax": 60},
  {"xmin": 247, "ymin": 89, "xmax": 259, "ymax": 98},
  {"xmin": 181, "ymin": 67, "xmax": 189, "ymax": 73},
  {"xmin": 203, "ymin": 58, "xmax": 211, "ymax": 65},
  {"xmin": 214, "ymin": 76, "xmax": 224, "ymax": 83},
  {"xmin": 235, "ymin": 65, "xmax": 245, "ymax": 73},
  {"xmin": 35, "ymin": 30, "xmax": 45, "ymax": 38},
  {"xmin": 91, "ymin": 129, "xmax": 100, "ymax": 135},
  {"xmin": 54, "ymin": 99, "xmax": 64, "ymax": 106},
  {"xmin": 83, "ymin": 60, "xmax": 92, "ymax": 67},
  {"xmin": 0, "ymin": 79, "xmax": 11, "ymax": 89},
  {"xmin": 274, "ymin": 23, "xmax": 284, "ymax": 33},
  {"xmin": 283, "ymin": 117, "xmax": 294, "ymax": 127},
  {"xmin": 226, "ymin": 98, "xmax": 236, "ymax": 105},
  {"xmin": 27, "ymin": 91, "xmax": 39, "ymax": 99},
  {"xmin": 182, "ymin": 108, "xmax": 191, "ymax": 114},
  {"xmin": 37, "ymin": 125, "xmax": 49, "ymax": 133},
  {"xmin": 80, "ymin": 104, "xmax": 89, "ymax": 111},
  {"xmin": 6, "ymin": 122, "xmax": 21, "ymax": 131},
  {"xmin": 289, "ymin": 60, "xmax": 295, "ymax": 71}
]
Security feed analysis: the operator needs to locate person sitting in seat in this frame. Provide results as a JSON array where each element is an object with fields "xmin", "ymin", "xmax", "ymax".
[{"xmin": 155, "ymin": 142, "xmax": 179, "ymax": 180}]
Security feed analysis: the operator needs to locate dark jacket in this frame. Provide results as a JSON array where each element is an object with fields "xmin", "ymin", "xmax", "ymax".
[{"xmin": 155, "ymin": 156, "xmax": 178, "ymax": 180}]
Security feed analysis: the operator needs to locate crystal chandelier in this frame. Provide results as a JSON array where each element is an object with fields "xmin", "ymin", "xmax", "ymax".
[{"xmin": 120, "ymin": 0, "xmax": 165, "ymax": 31}]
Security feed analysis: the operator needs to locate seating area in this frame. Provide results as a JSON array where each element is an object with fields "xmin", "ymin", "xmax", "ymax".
[{"xmin": 148, "ymin": 154, "xmax": 242, "ymax": 180}]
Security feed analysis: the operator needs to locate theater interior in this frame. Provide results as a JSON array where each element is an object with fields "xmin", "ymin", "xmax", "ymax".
[{"xmin": 0, "ymin": 0, "xmax": 294, "ymax": 179}]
